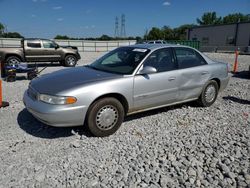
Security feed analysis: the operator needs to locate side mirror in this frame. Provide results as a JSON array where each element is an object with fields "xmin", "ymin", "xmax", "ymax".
[
  {"xmin": 138, "ymin": 66, "xmax": 157, "ymax": 75},
  {"xmin": 55, "ymin": 44, "xmax": 59, "ymax": 49}
]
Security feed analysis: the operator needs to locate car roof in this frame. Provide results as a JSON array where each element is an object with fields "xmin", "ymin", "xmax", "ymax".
[
  {"xmin": 24, "ymin": 38, "xmax": 53, "ymax": 41},
  {"xmin": 128, "ymin": 43, "xmax": 189, "ymax": 50}
]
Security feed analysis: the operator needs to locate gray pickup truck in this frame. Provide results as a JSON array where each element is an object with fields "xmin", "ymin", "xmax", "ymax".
[{"xmin": 0, "ymin": 38, "xmax": 81, "ymax": 67}]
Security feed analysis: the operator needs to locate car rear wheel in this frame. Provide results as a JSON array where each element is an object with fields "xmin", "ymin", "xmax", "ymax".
[
  {"xmin": 64, "ymin": 55, "xmax": 77, "ymax": 67},
  {"xmin": 6, "ymin": 56, "xmax": 21, "ymax": 67},
  {"xmin": 197, "ymin": 80, "xmax": 219, "ymax": 107},
  {"xmin": 86, "ymin": 97, "xmax": 125, "ymax": 137}
]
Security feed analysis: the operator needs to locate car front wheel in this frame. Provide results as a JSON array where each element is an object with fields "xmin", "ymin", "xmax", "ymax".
[
  {"xmin": 64, "ymin": 55, "xmax": 77, "ymax": 67},
  {"xmin": 86, "ymin": 97, "xmax": 125, "ymax": 137},
  {"xmin": 197, "ymin": 80, "xmax": 219, "ymax": 107}
]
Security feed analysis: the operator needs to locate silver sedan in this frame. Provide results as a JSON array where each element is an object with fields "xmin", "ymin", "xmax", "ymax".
[{"xmin": 23, "ymin": 44, "xmax": 229, "ymax": 137}]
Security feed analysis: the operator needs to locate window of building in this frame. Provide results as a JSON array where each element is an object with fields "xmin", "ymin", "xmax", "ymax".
[{"xmin": 226, "ymin": 36, "xmax": 235, "ymax": 45}]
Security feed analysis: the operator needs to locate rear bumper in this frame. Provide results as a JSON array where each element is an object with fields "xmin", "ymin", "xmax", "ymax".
[
  {"xmin": 23, "ymin": 90, "xmax": 88, "ymax": 127},
  {"xmin": 219, "ymin": 75, "xmax": 230, "ymax": 92}
]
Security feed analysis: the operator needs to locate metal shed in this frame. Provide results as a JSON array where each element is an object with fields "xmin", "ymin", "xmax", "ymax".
[{"xmin": 187, "ymin": 21, "xmax": 250, "ymax": 53}]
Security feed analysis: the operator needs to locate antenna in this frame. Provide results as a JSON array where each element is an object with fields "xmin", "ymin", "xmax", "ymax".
[
  {"xmin": 114, "ymin": 16, "xmax": 119, "ymax": 38},
  {"xmin": 120, "ymin": 14, "xmax": 126, "ymax": 38}
]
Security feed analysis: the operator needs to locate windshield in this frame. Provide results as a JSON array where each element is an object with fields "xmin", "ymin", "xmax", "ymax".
[{"xmin": 89, "ymin": 47, "xmax": 150, "ymax": 74}]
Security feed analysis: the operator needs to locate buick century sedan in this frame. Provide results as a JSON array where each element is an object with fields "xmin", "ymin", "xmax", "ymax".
[{"xmin": 23, "ymin": 44, "xmax": 229, "ymax": 137}]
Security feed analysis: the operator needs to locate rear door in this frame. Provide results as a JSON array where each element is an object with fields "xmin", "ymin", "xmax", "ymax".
[
  {"xmin": 174, "ymin": 47, "xmax": 211, "ymax": 100},
  {"xmin": 133, "ymin": 48, "xmax": 180, "ymax": 110},
  {"xmin": 25, "ymin": 40, "xmax": 45, "ymax": 62}
]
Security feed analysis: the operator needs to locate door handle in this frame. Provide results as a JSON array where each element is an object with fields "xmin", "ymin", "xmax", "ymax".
[
  {"xmin": 168, "ymin": 77, "xmax": 176, "ymax": 81},
  {"xmin": 201, "ymin": 71, "xmax": 209, "ymax": 75}
]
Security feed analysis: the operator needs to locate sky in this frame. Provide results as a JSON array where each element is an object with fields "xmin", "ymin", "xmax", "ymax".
[{"xmin": 0, "ymin": 0, "xmax": 249, "ymax": 39}]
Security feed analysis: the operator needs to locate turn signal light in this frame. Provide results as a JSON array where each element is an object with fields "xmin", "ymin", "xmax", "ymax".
[{"xmin": 66, "ymin": 97, "xmax": 77, "ymax": 104}]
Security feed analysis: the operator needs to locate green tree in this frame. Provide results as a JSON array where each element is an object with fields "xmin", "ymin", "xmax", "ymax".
[
  {"xmin": 2, "ymin": 32, "xmax": 23, "ymax": 38},
  {"xmin": 161, "ymin": 26, "xmax": 174, "ymax": 40},
  {"xmin": 223, "ymin": 13, "xmax": 250, "ymax": 24},
  {"xmin": 127, "ymin": 36, "xmax": 136, "ymax": 40},
  {"xmin": 197, "ymin": 12, "xmax": 222, "ymax": 25},
  {"xmin": 146, "ymin": 27, "xmax": 164, "ymax": 40},
  {"xmin": 54, "ymin": 35, "xmax": 70, "ymax": 39},
  {"xmin": 0, "ymin": 22, "xmax": 5, "ymax": 36},
  {"xmin": 173, "ymin": 24, "xmax": 196, "ymax": 40},
  {"xmin": 99, "ymin": 35, "xmax": 112, "ymax": 41},
  {"xmin": 135, "ymin": 36, "xmax": 143, "ymax": 43}
]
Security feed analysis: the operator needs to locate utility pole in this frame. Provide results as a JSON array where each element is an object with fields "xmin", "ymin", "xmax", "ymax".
[
  {"xmin": 120, "ymin": 14, "xmax": 126, "ymax": 38},
  {"xmin": 114, "ymin": 16, "xmax": 119, "ymax": 38}
]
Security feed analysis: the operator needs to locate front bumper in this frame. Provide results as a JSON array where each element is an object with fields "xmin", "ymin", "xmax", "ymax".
[
  {"xmin": 23, "ymin": 90, "xmax": 88, "ymax": 127},
  {"xmin": 76, "ymin": 52, "xmax": 81, "ymax": 60}
]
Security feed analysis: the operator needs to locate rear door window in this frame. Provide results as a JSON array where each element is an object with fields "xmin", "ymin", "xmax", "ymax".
[
  {"xmin": 174, "ymin": 48, "xmax": 207, "ymax": 69},
  {"xmin": 155, "ymin": 41, "xmax": 162, "ymax": 44},
  {"xmin": 27, "ymin": 41, "xmax": 41, "ymax": 48}
]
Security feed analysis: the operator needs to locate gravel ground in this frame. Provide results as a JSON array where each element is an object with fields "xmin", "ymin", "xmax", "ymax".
[{"xmin": 0, "ymin": 52, "xmax": 249, "ymax": 188}]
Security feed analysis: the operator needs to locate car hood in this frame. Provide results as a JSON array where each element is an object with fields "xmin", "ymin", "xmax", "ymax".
[{"xmin": 30, "ymin": 66, "xmax": 122, "ymax": 94}]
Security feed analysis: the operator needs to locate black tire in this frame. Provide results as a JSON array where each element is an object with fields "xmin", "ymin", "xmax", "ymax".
[
  {"xmin": 6, "ymin": 56, "xmax": 21, "ymax": 66},
  {"xmin": 86, "ymin": 97, "xmax": 125, "ymax": 137},
  {"xmin": 64, "ymin": 55, "xmax": 77, "ymax": 67},
  {"xmin": 6, "ymin": 70, "xmax": 16, "ymax": 82},
  {"xmin": 197, "ymin": 80, "xmax": 219, "ymax": 107},
  {"xmin": 27, "ymin": 72, "xmax": 37, "ymax": 80}
]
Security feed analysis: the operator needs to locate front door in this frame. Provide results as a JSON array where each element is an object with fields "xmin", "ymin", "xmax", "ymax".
[
  {"xmin": 41, "ymin": 40, "xmax": 61, "ymax": 62},
  {"xmin": 133, "ymin": 48, "xmax": 179, "ymax": 110}
]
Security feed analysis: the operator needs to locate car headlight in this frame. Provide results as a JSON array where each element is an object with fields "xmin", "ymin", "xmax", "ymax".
[{"xmin": 39, "ymin": 94, "xmax": 77, "ymax": 105}]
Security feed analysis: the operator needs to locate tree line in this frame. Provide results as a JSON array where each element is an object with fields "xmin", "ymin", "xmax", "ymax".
[
  {"xmin": 0, "ymin": 12, "xmax": 249, "ymax": 40},
  {"xmin": 54, "ymin": 34, "xmax": 142, "ymax": 41},
  {"xmin": 0, "ymin": 23, "xmax": 24, "ymax": 38}
]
